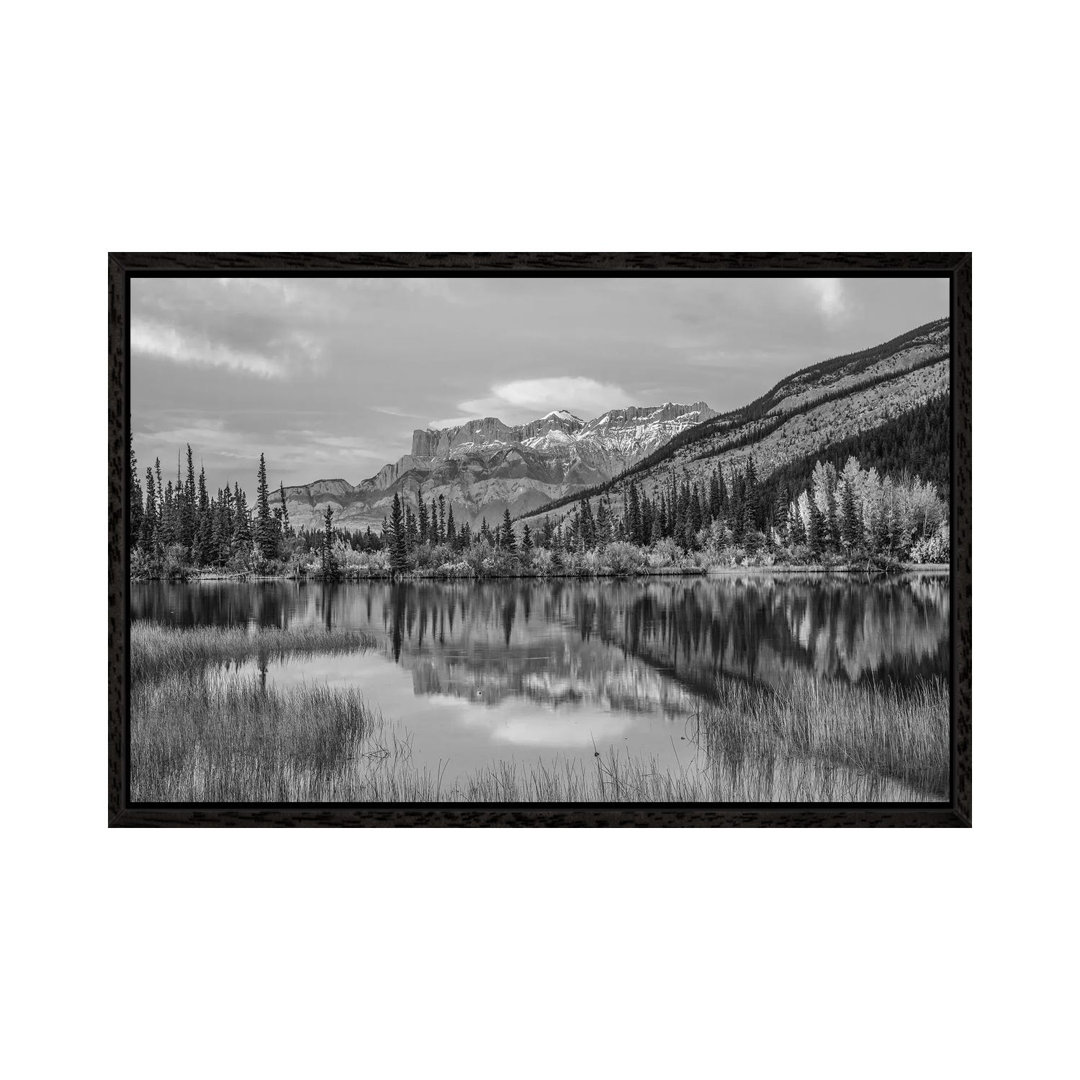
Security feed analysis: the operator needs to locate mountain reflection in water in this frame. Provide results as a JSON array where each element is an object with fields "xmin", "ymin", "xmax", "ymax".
[{"xmin": 133, "ymin": 576, "xmax": 949, "ymax": 720}]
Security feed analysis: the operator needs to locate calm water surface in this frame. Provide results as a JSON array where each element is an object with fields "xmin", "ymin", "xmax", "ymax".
[{"xmin": 132, "ymin": 575, "xmax": 949, "ymax": 782}]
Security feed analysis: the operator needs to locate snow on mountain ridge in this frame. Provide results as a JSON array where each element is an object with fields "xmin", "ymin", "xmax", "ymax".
[{"xmin": 274, "ymin": 400, "xmax": 716, "ymax": 531}]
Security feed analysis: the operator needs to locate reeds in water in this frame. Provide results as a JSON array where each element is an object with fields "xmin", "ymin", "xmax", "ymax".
[{"xmin": 130, "ymin": 621, "xmax": 376, "ymax": 681}]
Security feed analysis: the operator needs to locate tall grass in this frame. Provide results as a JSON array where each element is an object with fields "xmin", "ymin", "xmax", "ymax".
[
  {"xmin": 131, "ymin": 672, "xmax": 386, "ymax": 801},
  {"xmin": 130, "ymin": 621, "xmax": 376, "ymax": 681},
  {"xmin": 694, "ymin": 675, "xmax": 949, "ymax": 799},
  {"xmin": 352, "ymin": 746, "xmax": 933, "ymax": 803},
  {"xmin": 130, "ymin": 621, "xmax": 948, "ymax": 803},
  {"xmin": 131, "ymin": 669, "xmax": 944, "ymax": 802}
]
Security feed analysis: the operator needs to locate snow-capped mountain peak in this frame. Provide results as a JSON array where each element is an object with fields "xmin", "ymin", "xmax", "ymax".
[{"xmin": 273, "ymin": 400, "xmax": 716, "ymax": 530}]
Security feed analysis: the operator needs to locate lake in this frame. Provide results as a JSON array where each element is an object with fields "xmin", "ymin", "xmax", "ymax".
[{"xmin": 132, "ymin": 574, "xmax": 949, "ymax": 796}]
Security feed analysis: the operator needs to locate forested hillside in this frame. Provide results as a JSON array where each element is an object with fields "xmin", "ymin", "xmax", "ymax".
[
  {"xmin": 755, "ymin": 394, "xmax": 949, "ymax": 515},
  {"xmin": 519, "ymin": 318, "xmax": 949, "ymax": 524}
]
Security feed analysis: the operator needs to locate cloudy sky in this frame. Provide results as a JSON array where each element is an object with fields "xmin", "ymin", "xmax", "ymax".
[{"xmin": 131, "ymin": 276, "xmax": 948, "ymax": 492}]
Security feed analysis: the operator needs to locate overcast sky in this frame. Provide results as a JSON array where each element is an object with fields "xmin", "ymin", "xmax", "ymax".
[{"xmin": 131, "ymin": 276, "xmax": 948, "ymax": 492}]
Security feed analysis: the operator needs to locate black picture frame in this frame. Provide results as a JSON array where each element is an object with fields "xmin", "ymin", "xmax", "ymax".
[{"xmin": 108, "ymin": 252, "xmax": 971, "ymax": 827}]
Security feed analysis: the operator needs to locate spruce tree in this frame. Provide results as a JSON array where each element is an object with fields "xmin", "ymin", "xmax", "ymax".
[
  {"xmin": 437, "ymin": 495, "xmax": 446, "ymax": 543},
  {"xmin": 182, "ymin": 444, "xmax": 197, "ymax": 552},
  {"xmin": 418, "ymin": 497, "xmax": 429, "ymax": 545},
  {"xmin": 129, "ymin": 436, "xmax": 143, "ymax": 550},
  {"xmin": 162, "ymin": 481, "xmax": 175, "ymax": 545},
  {"xmin": 140, "ymin": 467, "xmax": 157, "ymax": 550},
  {"xmin": 233, "ymin": 483, "xmax": 252, "ymax": 557},
  {"xmin": 278, "ymin": 483, "xmax": 291, "ymax": 537},
  {"xmin": 500, "ymin": 508, "xmax": 517, "ymax": 552},
  {"xmin": 627, "ymin": 484, "xmax": 642, "ymax": 545},
  {"xmin": 522, "ymin": 523, "xmax": 532, "ymax": 553},
  {"xmin": 154, "ymin": 458, "xmax": 164, "ymax": 533},
  {"xmin": 690, "ymin": 484, "xmax": 704, "ymax": 537},
  {"xmin": 389, "ymin": 493, "xmax": 408, "ymax": 571},
  {"xmin": 321, "ymin": 505, "xmax": 338, "ymax": 581},
  {"xmin": 254, "ymin": 453, "xmax": 278, "ymax": 560},
  {"xmin": 578, "ymin": 499, "xmax": 596, "ymax": 550},
  {"xmin": 839, "ymin": 481, "xmax": 862, "ymax": 555},
  {"xmin": 445, "ymin": 506, "xmax": 456, "ymax": 548}
]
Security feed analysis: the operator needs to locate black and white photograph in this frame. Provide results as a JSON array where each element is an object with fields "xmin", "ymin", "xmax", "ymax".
[{"xmin": 119, "ymin": 263, "xmax": 962, "ymax": 812}]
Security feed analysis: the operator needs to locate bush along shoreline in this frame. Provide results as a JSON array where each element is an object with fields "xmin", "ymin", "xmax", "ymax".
[{"xmin": 129, "ymin": 442, "xmax": 950, "ymax": 583}]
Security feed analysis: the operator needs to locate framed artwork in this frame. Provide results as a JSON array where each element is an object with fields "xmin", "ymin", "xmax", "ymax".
[{"xmin": 108, "ymin": 252, "xmax": 971, "ymax": 826}]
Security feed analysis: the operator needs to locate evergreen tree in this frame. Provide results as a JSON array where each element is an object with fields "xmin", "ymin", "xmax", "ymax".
[
  {"xmin": 521, "ymin": 523, "xmax": 532, "ymax": 553},
  {"xmin": 578, "ymin": 499, "xmax": 596, "ymax": 550},
  {"xmin": 839, "ymin": 480, "xmax": 862, "ymax": 554},
  {"xmin": 321, "ymin": 505, "xmax": 338, "ymax": 581},
  {"xmin": 254, "ymin": 452, "xmax": 278, "ymax": 559},
  {"xmin": 500, "ymin": 508, "xmax": 517, "ymax": 551},
  {"xmin": 627, "ymin": 484, "xmax": 642, "ymax": 545},
  {"xmin": 708, "ymin": 471, "xmax": 722, "ymax": 521},
  {"xmin": 596, "ymin": 497, "xmax": 612, "ymax": 546},
  {"xmin": 278, "ymin": 483, "xmax": 291, "ymax": 537},
  {"xmin": 220, "ymin": 484, "xmax": 234, "ymax": 559},
  {"xmin": 437, "ymin": 495, "xmax": 446, "ymax": 543},
  {"xmin": 208, "ymin": 492, "xmax": 226, "ymax": 566},
  {"xmin": 182, "ymin": 444, "xmax": 197, "ymax": 552},
  {"xmin": 389, "ymin": 493, "xmax": 408, "ymax": 571},
  {"xmin": 162, "ymin": 481, "xmax": 175, "ymax": 545},
  {"xmin": 141, "ymin": 467, "xmax": 157, "ymax": 550},
  {"xmin": 717, "ymin": 468, "xmax": 729, "ymax": 515},
  {"xmin": 154, "ymin": 458, "xmax": 164, "ymax": 532},
  {"xmin": 233, "ymin": 483, "xmax": 252, "ymax": 556},
  {"xmin": 418, "ymin": 497, "xmax": 429, "ymax": 544},
  {"xmin": 690, "ymin": 484, "xmax": 704, "ymax": 537},
  {"xmin": 744, "ymin": 455, "xmax": 759, "ymax": 533},
  {"xmin": 541, "ymin": 516, "xmax": 555, "ymax": 549},
  {"xmin": 129, "ymin": 436, "xmax": 143, "ymax": 549}
]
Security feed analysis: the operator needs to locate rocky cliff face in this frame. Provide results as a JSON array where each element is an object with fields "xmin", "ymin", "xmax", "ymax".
[{"xmin": 273, "ymin": 402, "xmax": 716, "ymax": 532}]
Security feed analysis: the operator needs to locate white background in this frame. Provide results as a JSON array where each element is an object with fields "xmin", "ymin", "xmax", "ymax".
[{"xmin": 2, "ymin": 2, "xmax": 1075, "ymax": 1078}]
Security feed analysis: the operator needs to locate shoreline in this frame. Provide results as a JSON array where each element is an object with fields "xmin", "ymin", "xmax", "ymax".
[{"xmin": 132, "ymin": 563, "xmax": 950, "ymax": 584}]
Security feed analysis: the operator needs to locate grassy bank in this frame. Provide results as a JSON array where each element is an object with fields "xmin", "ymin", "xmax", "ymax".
[{"xmin": 130, "ymin": 621, "xmax": 376, "ymax": 681}]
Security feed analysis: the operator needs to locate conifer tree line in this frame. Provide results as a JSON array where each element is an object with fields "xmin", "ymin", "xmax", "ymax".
[
  {"xmin": 537, "ymin": 453, "xmax": 948, "ymax": 564},
  {"xmin": 130, "ymin": 438, "xmax": 949, "ymax": 580},
  {"xmin": 129, "ymin": 443, "xmax": 296, "ymax": 575}
]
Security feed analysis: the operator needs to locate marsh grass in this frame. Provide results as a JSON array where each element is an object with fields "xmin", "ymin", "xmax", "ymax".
[
  {"xmin": 694, "ymin": 675, "xmax": 949, "ymax": 799},
  {"xmin": 131, "ymin": 621, "xmax": 376, "ymax": 681},
  {"xmin": 131, "ymin": 668, "xmax": 943, "ymax": 801},
  {"xmin": 131, "ymin": 672, "xmax": 387, "ymax": 801},
  {"xmin": 130, "ymin": 621, "xmax": 948, "ymax": 803}
]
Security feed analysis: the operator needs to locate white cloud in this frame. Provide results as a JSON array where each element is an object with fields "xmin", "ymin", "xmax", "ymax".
[
  {"xmin": 803, "ymin": 279, "xmax": 849, "ymax": 321},
  {"xmin": 370, "ymin": 405, "xmax": 428, "ymax": 419},
  {"xmin": 132, "ymin": 318, "xmax": 290, "ymax": 378},
  {"xmin": 455, "ymin": 376, "xmax": 631, "ymax": 423}
]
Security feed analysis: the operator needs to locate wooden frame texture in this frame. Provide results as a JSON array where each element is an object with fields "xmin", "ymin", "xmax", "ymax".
[{"xmin": 108, "ymin": 252, "xmax": 972, "ymax": 827}]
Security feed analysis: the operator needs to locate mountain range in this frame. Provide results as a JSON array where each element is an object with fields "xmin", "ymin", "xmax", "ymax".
[
  {"xmin": 272, "ymin": 402, "xmax": 717, "ymax": 531},
  {"xmin": 517, "ymin": 317, "xmax": 950, "ymax": 525},
  {"xmin": 272, "ymin": 316, "xmax": 949, "ymax": 534}
]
